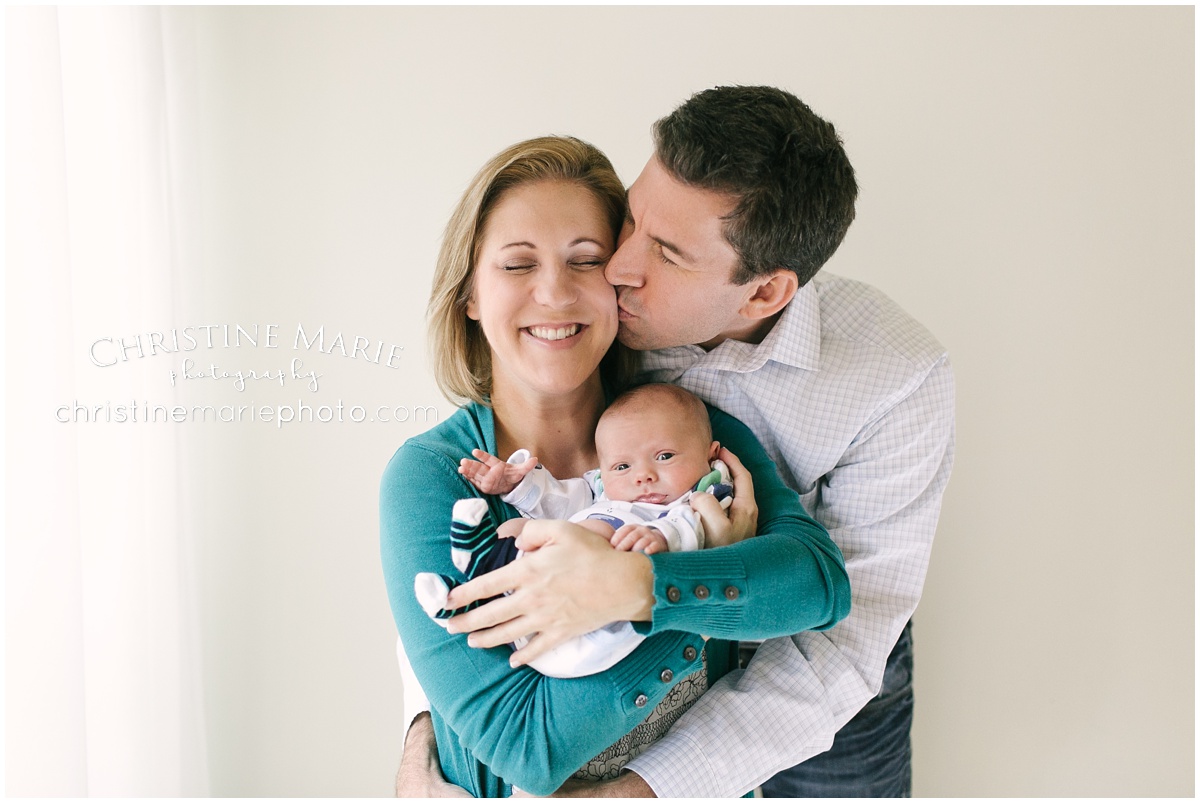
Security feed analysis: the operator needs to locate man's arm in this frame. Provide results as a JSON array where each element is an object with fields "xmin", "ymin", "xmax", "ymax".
[
  {"xmin": 624, "ymin": 358, "xmax": 956, "ymax": 797},
  {"xmin": 395, "ymin": 713, "xmax": 472, "ymax": 798},
  {"xmin": 512, "ymin": 771, "xmax": 655, "ymax": 798}
]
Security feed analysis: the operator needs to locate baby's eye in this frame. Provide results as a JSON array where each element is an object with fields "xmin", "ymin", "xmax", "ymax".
[
  {"xmin": 655, "ymin": 452, "xmax": 676, "ymax": 462},
  {"xmin": 613, "ymin": 463, "xmax": 630, "ymax": 472}
]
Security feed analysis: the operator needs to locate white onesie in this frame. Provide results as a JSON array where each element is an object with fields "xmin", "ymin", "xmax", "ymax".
[{"xmin": 499, "ymin": 449, "xmax": 730, "ymax": 677}]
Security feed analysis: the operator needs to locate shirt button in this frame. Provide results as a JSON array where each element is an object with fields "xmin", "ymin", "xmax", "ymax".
[
  {"xmin": 683, "ymin": 646, "xmax": 697, "ymax": 662},
  {"xmin": 634, "ymin": 693, "xmax": 648, "ymax": 708},
  {"xmin": 660, "ymin": 669, "xmax": 674, "ymax": 683},
  {"xmin": 724, "ymin": 586, "xmax": 740, "ymax": 600},
  {"xmin": 666, "ymin": 586, "xmax": 681, "ymax": 603},
  {"xmin": 694, "ymin": 584, "xmax": 710, "ymax": 600}
]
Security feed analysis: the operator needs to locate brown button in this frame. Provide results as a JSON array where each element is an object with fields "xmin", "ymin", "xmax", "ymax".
[
  {"xmin": 683, "ymin": 646, "xmax": 698, "ymax": 662},
  {"xmin": 634, "ymin": 694, "xmax": 649, "ymax": 708},
  {"xmin": 666, "ymin": 585, "xmax": 682, "ymax": 603},
  {"xmin": 694, "ymin": 585, "xmax": 710, "ymax": 600},
  {"xmin": 660, "ymin": 669, "xmax": 674, "ymax": 683},
  {"xmin": 724, "ymin": 586, "xmax": 740, "ymax": 600}
]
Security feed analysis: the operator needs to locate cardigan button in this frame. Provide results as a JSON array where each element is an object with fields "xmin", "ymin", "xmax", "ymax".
[
  {"xmin": 666, "ymin": 586, "xmax": 682, "ymax": 603},
  {"xmin": 660, "ymin": 669, "xmax": 674, "ymax": 683},
  {"xmin": 694, "ymin": 584, "xmax": 710, "ymax": 600},
  {"xmin": 683, "ymin": 646, "xmax": 698, "ymax": 662},
  {"xmin": 724, "ymin": 586, "xmax": 740, "ymax": 600},
  {"xmin": 634, "ymin": 694, "xmax": 649, "ymax": 708}
]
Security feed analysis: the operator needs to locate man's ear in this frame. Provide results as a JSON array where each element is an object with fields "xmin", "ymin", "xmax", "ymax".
[{"xmin": 739, "ymin": 269, "xmax": 799, "ymax": 321}]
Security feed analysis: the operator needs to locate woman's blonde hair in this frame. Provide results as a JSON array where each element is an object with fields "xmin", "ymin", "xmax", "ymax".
[{"xmin": 428, "ymin": 136, "xmax": 628, "ymax": 406}]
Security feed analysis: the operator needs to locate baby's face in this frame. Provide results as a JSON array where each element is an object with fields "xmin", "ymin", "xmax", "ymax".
[{"xmin": 596, "ymin": 405, "xmax": 717, "ymax": 505}]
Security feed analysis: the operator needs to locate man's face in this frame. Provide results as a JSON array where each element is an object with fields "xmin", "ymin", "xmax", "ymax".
[{"xmin": 605, "ymin": 157, "xmax": 754, "ymax": 351}]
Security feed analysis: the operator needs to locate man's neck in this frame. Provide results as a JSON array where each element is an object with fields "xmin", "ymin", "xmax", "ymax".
[{"xmin": 698, "ymin": 310, "xmax": 784, "ymax": 352}]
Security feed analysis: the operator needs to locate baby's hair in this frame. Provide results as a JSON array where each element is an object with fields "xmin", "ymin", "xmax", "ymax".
[{"xmin": 599, "ymin": 383, "xmax": 712, "ymax": 442}]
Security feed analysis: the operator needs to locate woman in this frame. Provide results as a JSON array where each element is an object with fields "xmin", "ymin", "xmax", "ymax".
[{"xmin": 380, "ymin": 136, "xmax": 848, "ymax": 796}]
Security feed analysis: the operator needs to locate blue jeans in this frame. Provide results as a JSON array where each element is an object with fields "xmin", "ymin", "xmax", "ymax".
[{"xmin": 761, "ymin": 621, "xmax": 914, "ymax": 798}]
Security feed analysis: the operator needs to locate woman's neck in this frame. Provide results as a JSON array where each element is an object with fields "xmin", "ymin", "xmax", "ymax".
[{"xmin": 490, "ymin": 375, "xmax": 605, "ymax": 480}]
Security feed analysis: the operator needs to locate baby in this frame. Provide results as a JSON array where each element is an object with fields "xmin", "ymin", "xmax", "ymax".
[{"xmin": 413, "ymin": 384, "xmax": 734, "ymax": 678}]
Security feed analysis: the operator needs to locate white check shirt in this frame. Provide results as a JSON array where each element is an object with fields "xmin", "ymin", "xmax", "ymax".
[{"xmin": 623, "ymin": 272, "xmax": 956, "ymax": 798}]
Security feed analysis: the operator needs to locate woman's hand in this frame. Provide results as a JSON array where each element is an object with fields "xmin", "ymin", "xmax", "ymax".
[
  {"xmin": 444, "ymin": 520, "xmax": 655, "ymax": 667},
  {"xmin": 690, "ymin": 446, "xmax": 757, "ymax": 548}
]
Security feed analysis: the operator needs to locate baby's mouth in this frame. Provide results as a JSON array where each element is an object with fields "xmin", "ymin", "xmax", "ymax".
[
  {"xmin": 525, "ymin": 324, "xmax": 583, "ymax": 342},
  {"xmin": 635, "ymin": 493, "xmax": 668, "ymax": 504}
]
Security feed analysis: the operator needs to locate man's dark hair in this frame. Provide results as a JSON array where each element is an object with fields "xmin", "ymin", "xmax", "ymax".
[{"xmin": 653, "ymin": 85, "xmax": 857, "ymax": 287}]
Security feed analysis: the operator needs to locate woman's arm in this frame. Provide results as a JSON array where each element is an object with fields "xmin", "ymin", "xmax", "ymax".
[
  {"xmin": 380, "ymin": 441, "xmax": 703, "ymax": 796},
  {"xmin": 446, "ymin": 406, "xmax": 851, "ymax": 661},
  {"xmin": 644, "ymin": 406, "xmax": 850, "ymax": 638}
]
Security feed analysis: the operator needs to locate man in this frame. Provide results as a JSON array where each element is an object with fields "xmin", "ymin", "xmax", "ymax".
[{"xmin": 399, "ymin": 85, "xmax": 955, "ymax": 797}]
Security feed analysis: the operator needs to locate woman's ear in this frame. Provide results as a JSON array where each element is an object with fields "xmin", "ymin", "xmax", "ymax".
[
  {"xmin": 738, "ymin": 269, "xmax": 799, "ymax": 322},
  {"xmin": 466, "ymin": 295, "xmax": 480, "ymax": 321}
]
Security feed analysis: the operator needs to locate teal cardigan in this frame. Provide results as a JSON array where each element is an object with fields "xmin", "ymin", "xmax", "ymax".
[{"xmin": 380, "ymin": 402, "xmax": 849, "ymax": 796}]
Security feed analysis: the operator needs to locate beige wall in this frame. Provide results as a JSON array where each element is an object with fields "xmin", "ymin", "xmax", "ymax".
[{"xmin": 17, "ymin": 6, "xmax": 1195, "ymax": 796}]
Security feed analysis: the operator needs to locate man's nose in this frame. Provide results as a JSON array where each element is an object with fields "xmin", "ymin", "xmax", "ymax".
[{"xmin": 605, "ymin": 228, "xmax": 643, "ymax": 288}]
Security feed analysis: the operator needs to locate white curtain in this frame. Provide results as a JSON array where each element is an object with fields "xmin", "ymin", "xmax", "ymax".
[{"xmin": 5, "ymin": 7, "xmax": 208, "ymax": 795}]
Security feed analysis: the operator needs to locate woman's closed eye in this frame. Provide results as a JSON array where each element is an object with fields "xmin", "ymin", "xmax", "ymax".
[{"xmin": 569, "ymin": 255, "xmax": 610, "ymax": 270}]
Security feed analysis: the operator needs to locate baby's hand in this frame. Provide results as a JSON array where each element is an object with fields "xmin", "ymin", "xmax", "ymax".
[
  {"xmin": 459, "ymin": 449, "xmax": 538, "ymax": 495},
  {"xmin": 610, "ymin": 524, "xmax": 669, "ymax": 555},
  {"xmin": 497, "ymin": 518, "xmax": 527, "ymax": 540}
]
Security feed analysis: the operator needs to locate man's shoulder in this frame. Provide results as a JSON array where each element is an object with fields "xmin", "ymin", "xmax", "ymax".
[{"xmin": 810, "ymin": 272, "xmax": 947, "ymax": 373}]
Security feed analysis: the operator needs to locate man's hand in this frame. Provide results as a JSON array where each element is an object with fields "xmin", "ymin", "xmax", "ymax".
[
  {"xmin": 444, "ymin": 520, "xmax": 655, "ymax": 667},
  {"xmin": 690, "ymin": 446, "xmax": 757, "ymax": 548},
  {"xmin": 511, "ymin": 771, "xmax": 657, "ymax": 798},
  {"xmin": 610, "ymin": 523, "xmax": 669, "ymax": 554},
  {"xmin": 395, "ymin": 712, "xmax": 472, "ymax": 798},
  {"xmin": 459, "ymin": 448, "xmax": 538, "ymax": 496}
]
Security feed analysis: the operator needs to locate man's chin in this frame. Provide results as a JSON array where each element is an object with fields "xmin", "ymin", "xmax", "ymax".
[{"xmin": 616, "ymin": 326, "xmax": 652, "ymax": 351}]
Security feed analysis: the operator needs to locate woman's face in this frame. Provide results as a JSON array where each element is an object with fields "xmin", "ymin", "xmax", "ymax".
[{"xmin": 467, "ymin": 179, "xmax": 619, "ymax": 401}]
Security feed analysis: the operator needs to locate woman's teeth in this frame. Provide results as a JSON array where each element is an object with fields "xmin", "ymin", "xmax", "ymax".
[{"xmin": 527, "ymin": 324, "xmax": 581, "ymax": 341}]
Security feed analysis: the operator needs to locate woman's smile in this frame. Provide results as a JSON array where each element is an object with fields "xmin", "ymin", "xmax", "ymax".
[{"xmin": 524, "ymin": 323, "xmax": 584, "ymax": 343}]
